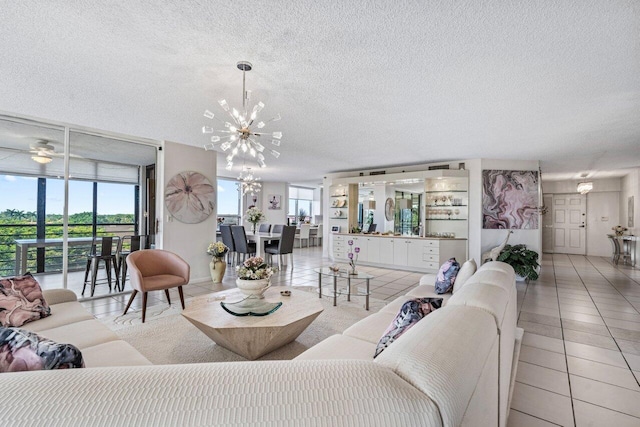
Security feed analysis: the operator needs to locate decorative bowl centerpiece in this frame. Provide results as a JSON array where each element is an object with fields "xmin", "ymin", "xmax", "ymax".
[{"xmin": 235, "ymin": 256, "xmax": 274, "ymax": 299}]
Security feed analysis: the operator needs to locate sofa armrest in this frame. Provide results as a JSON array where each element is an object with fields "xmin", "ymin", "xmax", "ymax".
[{"xmin": 42, "ymin": 289, "xmax": 78, "ymax": 305}]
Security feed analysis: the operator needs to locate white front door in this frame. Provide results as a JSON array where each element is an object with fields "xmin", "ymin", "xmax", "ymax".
[{"xmin": 552, "ymin": 194, "xmax": 586, "ymax": 254}]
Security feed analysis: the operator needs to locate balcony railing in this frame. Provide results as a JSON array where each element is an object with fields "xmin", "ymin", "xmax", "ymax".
[{"xmin": 0, "ymin": 223, "xmax": 135, "ymax": 277}]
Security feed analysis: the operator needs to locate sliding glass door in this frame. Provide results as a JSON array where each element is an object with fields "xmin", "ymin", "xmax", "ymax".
[{"xmin": 0, "ymin": 114, "xmax": 158, "ymax": 295}]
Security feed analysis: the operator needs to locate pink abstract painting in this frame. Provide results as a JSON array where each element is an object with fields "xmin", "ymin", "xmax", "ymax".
[
  {"xmin": 482, "ymin": 170, "xmax": 539, "ymax": 229},
  {"xmin": 165, "ymin": 171, "xmax": 215, "ymax": 224}
]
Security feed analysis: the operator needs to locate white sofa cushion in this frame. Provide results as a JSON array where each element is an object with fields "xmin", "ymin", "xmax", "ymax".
[
  {"xmin": 375, "ymin": 305, "xmax": 498, "ymax": 427},
  {"xmin": 81, "ymin": 341, "xmax": 152, "ymax": 367},
  {"xmin": 19, "ymin": 301, "xmax": 94, "ymax": 332},
  {"xmin": 36, "ymin": 319, "xmax": 118, "ymax": 349},
  {"xmin": 0, "ymin": 360, "xmax": 442, "ymax": 426},
  {"xmin": 343, "ymin": 312, "xmax": 397, "ymax": 344},
  {"xmin": 294, "ymin": 334, "xmax": 376, "ymax": 360},
  {"xmin": 446, "ymin": 283, "xmax": 509, "ymax": 333},
  {"xmin": 452, "ymin": 258, "xmax": 477, "ymax": 294}
]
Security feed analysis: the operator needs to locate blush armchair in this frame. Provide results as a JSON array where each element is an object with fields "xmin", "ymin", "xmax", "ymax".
[{"xmin": 123, "ymin": 249, "xmax": 190, "ymax": 323}]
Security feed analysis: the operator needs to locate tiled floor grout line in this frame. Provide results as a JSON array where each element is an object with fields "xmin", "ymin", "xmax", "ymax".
[
  {"xmin": 570, "ymin": 256, "xmax": 640, "ymax": 388},
  {"xmin": 551, "ymin": 254, "xmax": 578, "ymax": 427},
  {"xmin": 510, "ymin": 409, "xmax": 562, "ymax": 426}
]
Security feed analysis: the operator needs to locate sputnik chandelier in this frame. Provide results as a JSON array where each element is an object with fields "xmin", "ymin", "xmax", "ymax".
[
  {"xmin": 237, "ymin": 167, "xmax": 261, "ymax": 196},
  {"xmin": 202, "ymin": 61, "xmax": 282, "ymax": 170}
]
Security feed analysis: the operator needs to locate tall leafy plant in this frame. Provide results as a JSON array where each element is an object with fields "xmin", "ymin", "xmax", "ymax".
[{"xmin": 497, "ymin": 244, "xmax": 540, "ymax": 282}]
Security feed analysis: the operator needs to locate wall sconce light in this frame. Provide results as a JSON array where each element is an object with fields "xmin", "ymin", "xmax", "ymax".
[{"xmin": 577, "ymin": 182, "xmax": 593, "ymax": 194}]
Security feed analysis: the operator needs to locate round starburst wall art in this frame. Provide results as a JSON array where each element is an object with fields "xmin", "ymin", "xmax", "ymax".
[{"xmin": 165, "ymin": 171, "xmax": 215, "ymax": 224}]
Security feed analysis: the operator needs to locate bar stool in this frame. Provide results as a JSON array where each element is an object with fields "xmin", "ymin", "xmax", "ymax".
[{"xmin": 82, "ymin": 236, "xmax": 120, "ymax": 296}]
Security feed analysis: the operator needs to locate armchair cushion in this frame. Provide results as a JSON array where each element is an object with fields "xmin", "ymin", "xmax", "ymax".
[
  {"xmin": 0, "ymin": 327, "xmax": 84, "ymax": 372},
  {"xmin": 0, "ymin": 273, "xmax": 51, "ymax": 327}
]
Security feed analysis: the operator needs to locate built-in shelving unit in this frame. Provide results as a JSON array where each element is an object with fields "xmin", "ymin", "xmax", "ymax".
[{"xmin": 423, "ymin": 171, "xmax": 469, "ymax": 239}]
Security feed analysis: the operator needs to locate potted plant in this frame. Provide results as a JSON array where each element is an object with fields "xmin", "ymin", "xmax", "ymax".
[
  {"xmin": 207, "ymin": 241, "xmax": 229, "ymax": 283},
  {"xmin": 496, "ymin": 244, "xmax": 540, "ymax": 283},
  {"xmin": 235, "ymin": 256, "xmax": 274, "ymax": 299}
]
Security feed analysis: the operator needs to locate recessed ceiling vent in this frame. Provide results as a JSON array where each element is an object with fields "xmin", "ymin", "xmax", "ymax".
[
  {"xmin": 428, "ymin": 164, "xmax": 450, "ymax": 170},
  {"xmin": 369, "ymin": 170, "xmax": 386, "ymax": 176}
]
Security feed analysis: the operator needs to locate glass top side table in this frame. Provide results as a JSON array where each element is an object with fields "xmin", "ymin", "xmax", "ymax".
[{"xmin": 313, "ymin": 267, "xmax": 374, "ymax": 310}]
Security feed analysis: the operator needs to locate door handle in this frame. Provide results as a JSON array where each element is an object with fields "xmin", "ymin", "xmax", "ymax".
[{"xmin": 579, "ymin": 225, "xmax": 585, "ymax": 228}]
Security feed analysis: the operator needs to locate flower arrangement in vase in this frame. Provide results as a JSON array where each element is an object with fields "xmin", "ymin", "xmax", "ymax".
[
  {"xmin": 612, "ymin": 225, "xmax": 628, "ymax": 236},
  {"xmin": 347, "ymin": 240, "xmax": 360, "ymax": 275},
  {"xmin": 235, "ymin": 256, "xmax": 275, "ymax": 298},
  {"xmin": 207, "ymin": 241, "xmax": 229, "ymax": 283},
  {"xmin": 245, "ymin": 207, "xmax": 266, "ymax": 233}
]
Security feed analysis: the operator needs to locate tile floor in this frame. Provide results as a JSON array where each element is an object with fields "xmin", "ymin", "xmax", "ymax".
[
  {"xmin": 37, "ymin": 247, "xmax": 640, "ymax": 426},
  {"xmin": 509, "ymin": 254, "xmax": 640, "ymax": 426}
]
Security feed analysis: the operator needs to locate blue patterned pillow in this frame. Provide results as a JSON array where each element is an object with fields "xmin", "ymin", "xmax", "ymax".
[
  {"xmin": 0, "ymin": 327, "xmax": 84, "ymax": 372},
  {"xmin": 374, "ymin": 297, "xmax": 443, "ymax": 358},
  {"xmin": 434, "ymin": 258, "xmax": 461, "ymax": 294}
]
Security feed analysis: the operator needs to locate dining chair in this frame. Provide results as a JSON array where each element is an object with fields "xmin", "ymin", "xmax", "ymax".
[
  {"xmin": 123, "ymin": 249, "xmax": 190, "ymax": 323},
  {"xmin": 265, "ymin": 226, "xmax": 296, "ymax": 270},
  {"xmin": 231, "ymin": 225, "xmax": 256, "ymax": 263},
  {"xmin": 116, "ymin": 235, "xmax": 147, "ymax": 290},
  {"xmin": 294, "ymin": 224, "xmax": 311, "ymax": 248},
  {"xmin": 259, "ymin": 223, "xmax": 271, "ymax": 233},
  {"xmin": 311, "ymin": 224, "xmax": 323, "ymax": 246},
  {"xmin": 220, "ymin": 225, "xmax": 236, "ymax": 265},
  {"xmin": 271, "ymin": 224, "xmax": 285, "ymax": 234},
  {"xmin": 82, "ymin": 236, "xmax": 120, "ymax": 297}
]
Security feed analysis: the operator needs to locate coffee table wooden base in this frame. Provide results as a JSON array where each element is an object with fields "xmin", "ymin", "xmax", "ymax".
[{"xmin": 182, "ymin": 287, "xmax": 323, "ymax": 360}]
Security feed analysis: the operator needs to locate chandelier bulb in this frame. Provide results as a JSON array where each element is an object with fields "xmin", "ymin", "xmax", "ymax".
[
  {"xmin": 257, "ymin": 121, "xmax": 265, "ymax": 129},
  {"xmin": 271, "ymin": 139, "xmax": 281, "ymax": 147},
  {"xmin": 270, "ymin": 149, "xmax": 280, "ymax": 159},
  {"xmin": 209, "ymin": 136, "xmax": 220, "ymax": 143},
  {"xmin": 250, "ymin": 148, "xmax": 256, "ymax": 157},
  {"xmin": 202, "ymin": 126, "xmax": 214, "ymax": 134},
  {"xmin": 203, "ymin": 110, "xmax": 215, "ymax": 119},
  {"xmin": 232, "ymin": 147, "xmax": 238, "ymax": 155},
  {"xmin": 254, "ymin": 142, "xmax": 265, "ymax": 152},
  {"xmin": 272, "ymin": 132, "xmax": 282, "ymax": 139},
  {"xmin": 218, "ymin": 99, "xmax": 229, "ymax": 111},
  {"xmin": 270, "ymin": 113, "xmax": 281, "ymax": 122}
]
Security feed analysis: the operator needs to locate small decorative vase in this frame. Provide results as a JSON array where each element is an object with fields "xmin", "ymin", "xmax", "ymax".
[
  {"xmin": 236, "ymin": 278, "xmax": 270, "ymax": 299},
  {"xmin": 210, "ymin": 257, "xmax": 226, "ymax": 283},
  {"xmin": 349, "ymin": 265, "xmax": 357, "ymax": 275},
  {"xmin": 251, "ymin": 223, "xmax": 257, "ymax": 234}
]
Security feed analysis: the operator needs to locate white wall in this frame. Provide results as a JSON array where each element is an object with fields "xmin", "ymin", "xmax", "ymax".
[
  {"xmin": 261, "ymin": 182, "xmax": 289, "ymax": 226},
  {"xmin": 160, "ymin": 141, "xmax": 217, "ymax": 283},
  {"xmin": 586, "ymin": 192, "xmax": 620, "ymax": 256},
  {"xmin": 620, "ymin": 169, "xmax": 639, "ymax": 233},
  {"xmin": 473, "ymin": 159, "xmax": 542, "ymax": 263}
]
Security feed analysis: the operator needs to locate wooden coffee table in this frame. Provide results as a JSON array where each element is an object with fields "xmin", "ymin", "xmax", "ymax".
[{"xmin": 182, "ymin": 286, "xmax": 323, "ymax": 360}]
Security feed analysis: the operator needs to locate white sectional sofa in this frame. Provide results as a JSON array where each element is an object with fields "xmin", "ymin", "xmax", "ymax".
[
  {"xmin": 20, "ymin": 288, "xmax": 152, "ymax": 367},
  {"xmin": 1, "ymin": 262, "xmax": 521, "ymax": 427}
]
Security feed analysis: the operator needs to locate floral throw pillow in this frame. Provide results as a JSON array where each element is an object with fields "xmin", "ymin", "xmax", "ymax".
[
  {"xmin": 0, "ymin": 327, "xmax": 85, "ymax": 372},
  {"xmin": 434, "ymin": 258, "xmax": 461, "ymax": 294},
  {"xmin": 374, "ymin": 297, "xmax": 443, "ymax": 358},
  {"xmin": 0, "ymin": 273, "xmax": 51, "ymax": 327}
]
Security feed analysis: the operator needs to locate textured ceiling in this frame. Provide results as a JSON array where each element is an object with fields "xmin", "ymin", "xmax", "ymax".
[{"xmin": 0, "ymin": 0, "xmax": 638, "ymax": 183}]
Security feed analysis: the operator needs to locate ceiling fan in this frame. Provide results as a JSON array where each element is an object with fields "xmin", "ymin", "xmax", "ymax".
[{"xmin": 29, "ymin": 140, "xmax": 57, "ymax": 164}]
